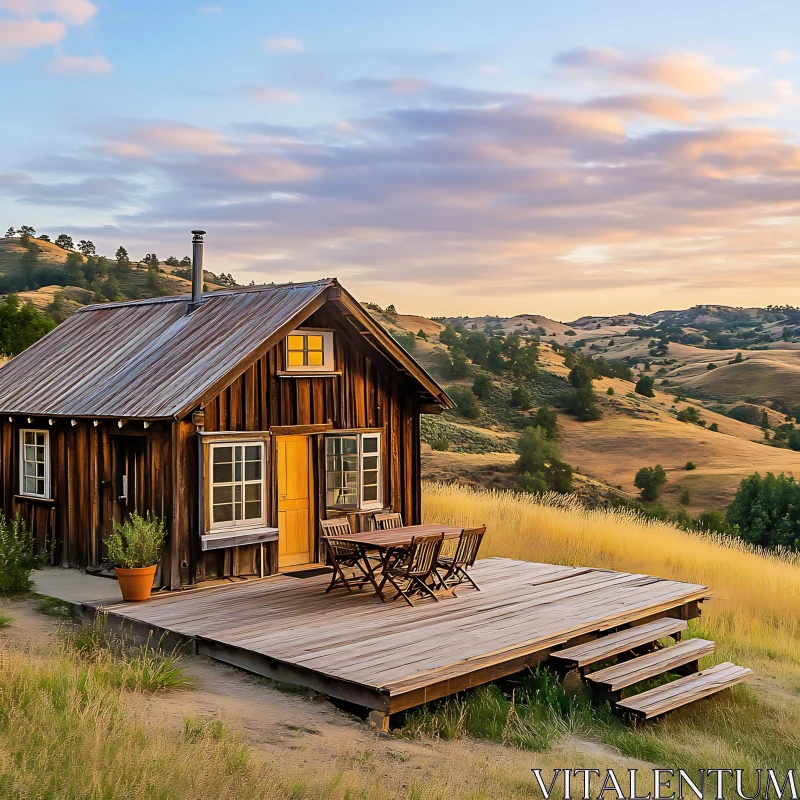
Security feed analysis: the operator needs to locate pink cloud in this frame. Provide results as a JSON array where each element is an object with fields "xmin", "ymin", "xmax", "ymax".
[
  {"xmin": 104, "ymin": 124, "xmax": 240, "ymax": 158},
  {"xmin": 557, "ymin": 47, "xmax": 749, "ymax": 96},
  {"xmin": 0, "ymin": 17, "xmax": 63, "ymax": 58},
  {"xmin": 47, "ymin": 53, "xmax": 110, "ymax": 74},
  {"xmin": 264, "ymin": 36, "xmax": 303, "ymax": 52},
  {"xmin": 247, "ymin": 87, "xmax": 298, "ymax": 103},
  {"xmin": 0, "ymin": 0, "xmax": 96, "ymax": 24}
]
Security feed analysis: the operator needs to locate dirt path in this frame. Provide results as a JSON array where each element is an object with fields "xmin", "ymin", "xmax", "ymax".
[{"xmin": 0, "ymin": 597, "xmax": 645, "ymax": 798}]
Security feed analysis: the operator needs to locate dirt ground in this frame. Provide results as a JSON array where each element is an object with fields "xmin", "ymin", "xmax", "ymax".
[{"xmin": 0, "ymin": 597, "xmax": 643, "ymax": 796}]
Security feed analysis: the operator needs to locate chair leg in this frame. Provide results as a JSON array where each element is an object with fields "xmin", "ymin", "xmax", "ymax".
[
  {"xmin": 383, "ymin": 573, "xmax": 415, "ymax": 606},
  {"xmin": 460, "ymin": 567, "xmax": 481, "ymax": 591},
  {"xmin": 412, "ymin": 576, "xmax": 439, "ymax": 602}
]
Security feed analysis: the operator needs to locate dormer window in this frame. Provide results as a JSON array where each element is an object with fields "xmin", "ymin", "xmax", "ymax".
[{"xmin": 285, "ymin": 329, "xmax": 334, "ymax": 373}]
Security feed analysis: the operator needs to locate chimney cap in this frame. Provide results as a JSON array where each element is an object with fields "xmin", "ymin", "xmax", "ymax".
[{"xmin": 191, "ymin": 229, "xmax": 206, "ymax": 236}]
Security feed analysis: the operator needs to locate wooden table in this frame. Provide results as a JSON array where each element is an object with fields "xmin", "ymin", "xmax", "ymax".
[{"xmin": 341, "ymin": 524, "xmax": 464, "ymax": 602}]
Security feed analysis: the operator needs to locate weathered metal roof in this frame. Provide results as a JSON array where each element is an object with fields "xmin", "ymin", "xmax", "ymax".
[{"xmin": 0, "ymin": 280, "xmax": 452, "ymax": 419}]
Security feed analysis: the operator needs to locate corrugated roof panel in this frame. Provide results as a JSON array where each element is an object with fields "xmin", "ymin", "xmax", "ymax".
[{"xmin": 0, "ymin": 281, "xmax": 332, "ymax": 418}]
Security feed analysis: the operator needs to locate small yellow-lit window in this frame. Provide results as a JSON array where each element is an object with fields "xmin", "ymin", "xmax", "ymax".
[{"xmin": 285, "ymin": 331, "xmax": 332, "ymax": 371}]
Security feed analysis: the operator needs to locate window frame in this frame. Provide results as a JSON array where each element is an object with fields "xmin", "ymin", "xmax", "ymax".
[
  {"xmin": 207, "ymin": 439, "xmax": 267, "ymax": 532},
  {"xmin": 325, "ymin": 431, "xmax": 383, "ymax": 511},
  {"xmin": 19, "ymin": 428, "xmax": 50, "ymax": 499},
  {"xmin": 284, "ymin": 328, "xmax": 335, "ymax": 373}
]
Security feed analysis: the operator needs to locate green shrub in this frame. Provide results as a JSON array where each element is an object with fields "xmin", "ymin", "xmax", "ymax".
[
  {"xmin": 606, "ymin": 386, "xmax": 615, "ymax": 396},
  {"xmin": 679, "ymin": 487, "xmax": 691, "ymax": 505},
  {"xmin": 709, "ymin": 422, "xmax": 719, "ymax": 432},
  {"xmin": 707, "ymin": 362, "xmax": 717, "ymax": 370},
  {"xmin": 37, "ymin": 596, "xmax": 73, "ymax": 619},
  {"xmin": 530, "ymin": 405, "xmax": 558, "ymax": 439},
  {"xmin": 0, "ymin": 514, "xmax": 45, "ymax": 595},
  {"xmin": 471, "ymin": 373, "xmax": 493, "ymax": 399},
  {"xmin": 685, "ymin": 461, "xmax": 697, "ymax": 470},
  {"xmin": 726, "ymin": 472, "xmax": 800, "ymax": 550},
  {"xmin": 429, "ymin": 431, "xmax": 450, "ymax": 451},
  {"xmin": 564, "ymin": 387, "xmax": 602, "ymax": 421},
  {"xmin": 509, "ymin": 386, "xmax": 531, "ymax": 410},
  {"xmin": 447, "ymin": 385, "xmax": 480, "ymax": 419},
  {"xmin": 634, "ymin": 464, "xmax": 667, "ymax": 501},
  {"xmin": 677, "ymin": 406, "xmax": 706, "ymax": 426},
  {"xmin": 391, "ymin": 331, "xmax": 416, "ymax": 352},
  {"xmin": 634, "ymin": 375, "xmax": 655, "ymax": 397},
  {"xmin": 103, "ymin": 511, "xmax": 166, "ymax": 569},
  {"xmin": 0, "ymin": 615, "xmax": 12, "ymax": 629}
]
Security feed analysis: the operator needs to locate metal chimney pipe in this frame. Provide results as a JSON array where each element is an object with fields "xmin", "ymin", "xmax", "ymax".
[{"xmin": 190, "ymin": 229, "xmax": 206, "ymax": 310}]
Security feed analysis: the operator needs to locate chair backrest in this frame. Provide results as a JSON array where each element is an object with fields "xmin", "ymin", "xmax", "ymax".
[
  {"xmin": 453, "ymin": 526, "xmax": 486, "ymax": 568},
  {"xmin": 405, "ymin": 533, "xmax": 444, "ymax": 576},
  {"xmin": 374, "ymin": 512, "xmax": 403, "ymax": 530},
  {"xmin": 323, "ymin": 535, "xmax": 360, "ymax": 560},
  {"xmin": 321, "ymin": 518, "xmax": 352, "ymax": 538}
]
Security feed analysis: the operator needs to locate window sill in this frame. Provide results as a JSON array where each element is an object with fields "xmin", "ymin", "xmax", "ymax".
[
  {"xmin": 201, "ymin": 526, "xmax": 279, "ymax": 551},
  {"xmin": 14, "ymin": 494, "xmax": 54, "ymax": 504},
  {"xmin": 277, "ymin": 371, "xmax": 342, "ymax": 378},
  {"xmin": 326, "ymin": 506, "xmax": 389, "ymax": 515}
]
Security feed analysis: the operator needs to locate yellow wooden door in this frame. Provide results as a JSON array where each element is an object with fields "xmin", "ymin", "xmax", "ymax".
[{"xmin": 277, "ymin": 436, "xmax": 313, "ymax": 568}]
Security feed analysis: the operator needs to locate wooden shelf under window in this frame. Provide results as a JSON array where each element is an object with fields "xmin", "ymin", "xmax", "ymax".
[
  {"xmin": 201, "ymin": 527, "xmax": 279, "ymax": 551},
  {"xmin": 277, "ymin": 371, "xmax": 342, "ymax": 378},
  {"xmin": 14, "ymin": 494, "xmax": 55, "ymax": 505}
]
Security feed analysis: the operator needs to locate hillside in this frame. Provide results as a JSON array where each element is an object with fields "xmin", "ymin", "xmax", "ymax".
[
  {"xmin": 0, "ymin": 236, "xmax": 234, "ymax": 317},
  {"xmin": 370, "ymin": 304, "xmax": 800, "ymax": 515}
]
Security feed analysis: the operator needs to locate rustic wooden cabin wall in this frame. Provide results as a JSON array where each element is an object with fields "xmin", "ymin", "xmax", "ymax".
[
  {"xmin": 196, "ymin": 305, "xmax": 422, "ymax": 583},
  {"xmin": 0, "ymin": 417, "xmax": 172, "ymax": 576}
]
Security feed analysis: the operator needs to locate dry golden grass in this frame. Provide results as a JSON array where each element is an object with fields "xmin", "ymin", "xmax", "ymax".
[{"xmin": 422, "ymin": 482, "xmax": 800, "ymax": 687}]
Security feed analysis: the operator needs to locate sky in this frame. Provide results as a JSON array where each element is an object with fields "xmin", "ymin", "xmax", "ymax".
[{"xmin": 2, "ymin": 1, "xmax": 800, "ymax": 320}]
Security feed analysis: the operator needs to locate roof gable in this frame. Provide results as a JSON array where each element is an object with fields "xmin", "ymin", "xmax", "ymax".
[{"xmin": 0, "ymin": 280, "xmax": 451, "ymax": 418}]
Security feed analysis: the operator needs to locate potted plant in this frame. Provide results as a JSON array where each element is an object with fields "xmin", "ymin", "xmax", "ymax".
[{"xmin": 103, "ymin": 511, "xmax": 167, "ymax": 602}]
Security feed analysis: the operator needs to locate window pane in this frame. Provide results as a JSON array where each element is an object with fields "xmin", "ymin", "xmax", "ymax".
[
  {"xmin": 24, "ymin": 477, "xmax": 36, "ymax": 494},
  {"xmin": 37, "ymin": 463, "xmax": 45, "ymax": 478},
  {"xmin": 363, "ymin": 455, "xmax": 378, "ymax": 471},
  {"xmin": 23, "ymin": 461, "xmax": 35, "ymax": 479},
  {"xmin": 362, "ymin": 437, "xmax": 379, "ymax": 454},
  {"xmin": 37, "ymin": 479, "xmax": 45, "ymax": 496},
  {"xmin": 24, "ymin": 445, "xmax": 36, "ymax": 463},
  {"xmin": 363, "ymin": 485, "xmax": 378, "ymax": 502},
  {"xmin": 244, "ymin": 500, "xmax": 261, "ymax": 520},
  {"xmin": 244, "ymin": 461, "xmax": 261, "ymax": 481},
  {"xmin": 24, "ymin": 431, "xmax": 35, "ymax": 446},
  {"xmin": 244, "ymin": 445, "xmax": 261, "ymax": 461},
  {"xmin": 307, "ymin": 350, "xmax": 324, "ymax": 366},
  {"xmin": 213, "ymin": 503, "xmax": 233, "ymax": 523},
  {"xmin": 287, "ymin": 350, "xmax": 305, "ymax": 367},
  {"xmin": 213, "ymin": 462, "xmax": 233, "ymax": 483},
  {"xmin": 35, "ymin": 447, "xmax": 45, "ymax": 463},
  {"xmin": 213, "ymin": 485, "xmax": 232, "ymax": 505},
  {"xmin": 287, "ymin": 335, "xmax": 305, "ymax": 351},
  {"xmin": 307, "ymin": 335, "xmax": 323, "ymax": 351},
  {"xmin": 213, "ymin": 446, "xmax": 233, "ymax": 464},
  {"xmin": 245, "ymin": 483, "xmax": 260, "ymax": 502}
]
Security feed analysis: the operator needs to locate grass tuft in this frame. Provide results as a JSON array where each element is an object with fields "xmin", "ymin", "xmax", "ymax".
[
  {"xmin": 36, "ymin": 595, "xmax": 73, "ymax": 619},
  {"xmin": 60, "ymin": 614, "xmax": 195, "ymax": 693},
  {"xmin": 0, "ymin": 614, "xmax": 12, "ymax": 629}
]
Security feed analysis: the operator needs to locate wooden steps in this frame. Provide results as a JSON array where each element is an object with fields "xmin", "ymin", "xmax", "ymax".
[
  {"xmin": 585, "ymin": 638, "xmax": 715, "ymax": 696},
  {"xmin": 617, "ymin": 662, "xmax": 753, "ymax": 719},
  {"xmin": 551, "ymin": 617, "xmax": 687, "ymax": 670}
]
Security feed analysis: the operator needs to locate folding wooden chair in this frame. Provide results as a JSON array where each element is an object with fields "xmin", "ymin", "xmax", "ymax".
[
  {"xmin": 373, "ymin": 511, "xmax": 403, "ymax": 530},
  {"xmin": 435, "ymin": 526, "xmax": 486, "ymax": 592},
  {"xmin": 382, "ymin": 533, "xmax": 444, "ymax": 606},
  {"xmin": 321, "ymin": 518, "xmax": 369, "ymax": 593}
]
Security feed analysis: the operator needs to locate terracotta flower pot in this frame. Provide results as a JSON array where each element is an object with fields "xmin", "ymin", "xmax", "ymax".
[{"xmin": 115, "ymin": 565, "xmax": 157, "ymax": 602}]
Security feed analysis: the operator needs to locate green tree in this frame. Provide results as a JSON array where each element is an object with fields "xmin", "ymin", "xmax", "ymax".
[
  {"xmin": 707, "ymin": 362, "xmax": 717, "ymax": 371},
  {"xmin": 634, "ymin": 464, "xmax": 667, "ymax": 501},
  {"xmin": 509, "ymin": 386, "xmax": 531, "ymax": 410},
  {"xmin": 18, "ymin": 225, "xmax": 35, "ymax": 240},
  {"xmin": 439, "ymin": 326, "xmax": 460, "ymax": 347},
  {"xmin": 565, "ymin": 387, "xmax": 602, "ymax": 421},
  {"xmin": 788, "ymin": 429, "xmax": 800, "ymax": 451},
  {"xmin": 726, "ymin": 472, "xmax": 800, "ymax": 550},
  {"xmin": 77, "ymin": 239, "xmax": 95, "ymax": 257},
  {"xmin": 64, "ymin": 251, "xmax": 85, "ymax": 285},
  {"xmin": 54, "ymin": 234, "xmax": 74, "ymax": 250},
  {"xmin": 516, "ymin": 426, "xmax": 559, "ymax": 474},
  {"xmin": 471, "ymin": 373, "xmax": 492, "ymax": 399},
  {"xmin": 20, "ymin": 238, "xmax": 39, "ymax": 288},
  {"xmin": 385, "ymin": 304, "xmax": 397, "ymax": 314},
  {"xmin": 635, "ymin": 375, "xmax": 655, "ymax": 397},
  {"xmin": 568, "ymin": 363, "xmax": 593, "ymax": 390},
  {"xmin": 46, "ymin": 291, "xmax": 74, "ymax": 323},
  {"xmin": 607, "ymin": 386, "xmax": 615, "ymax": 396},
  {"xmin": 448, "ymin": 385, "xmax": 480, "ymax": 419},
  {"xmin": 103, "ymin": 275, "xmax": 121, "ymax": 301},
  {"xmin": 391, "ymin": 331, "xmax": 417, "ymax": 352},
  {"xmin": 0, "ymin": 295, "xmax": 55, "ymax": 356},
  {"xmin": 4, "ymin": 227, "xmax": 15, "ymax": 238},
  {"xmin": 676, "ymin": 406, "xmax": 706, "ymax": 426},
  {"xmin": 165, "ymin": 256, "xmax": 181, "ymax": 266},
  {"xmin": 115, "ymin": 246, "xmax": 131, "ymax": 272},
  {"xmin": 531, "ymin": 406, "xmax": 558, "ymax": 439},
  {"xmin": 416, "ymin": 329, "xmax": 428, "ymax": 340}
]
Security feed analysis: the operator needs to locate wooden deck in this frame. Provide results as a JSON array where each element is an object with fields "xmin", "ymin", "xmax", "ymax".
[{"xmin": 85, "ymin": 557, "xmax": 711, "ymax": 721}]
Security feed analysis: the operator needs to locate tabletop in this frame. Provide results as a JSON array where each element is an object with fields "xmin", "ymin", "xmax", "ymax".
[{"xmin": 338, "ymin": 524, "xmax": 464, "ymax": 549}]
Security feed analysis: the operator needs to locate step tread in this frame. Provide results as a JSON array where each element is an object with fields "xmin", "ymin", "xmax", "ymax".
[
  {"xmin": 616, "ymin": 662, "xmax": 753, "ymax": 719},
  {"xmin": 586, "ymin": 638, "xmax": 715, "ymax": 691},
  {"xmin": 551, "ymin": 618, "xmax": 688, "ymax": 668}
]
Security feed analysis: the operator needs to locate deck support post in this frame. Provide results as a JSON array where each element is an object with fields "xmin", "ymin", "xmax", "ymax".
[{"xmin": 368, "ymin": 710, "xmax": 390, "ymax": 732}]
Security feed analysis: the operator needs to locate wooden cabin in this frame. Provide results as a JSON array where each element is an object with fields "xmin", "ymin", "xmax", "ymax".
[{"xmin": 0, "ymin": 245, "xmax": 451, "ymax": 588}]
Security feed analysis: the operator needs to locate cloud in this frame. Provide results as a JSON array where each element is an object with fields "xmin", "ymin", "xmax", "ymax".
[
  {"xmin": 198, "ymin": 3, "xmax": 222, "ymax": 12},
  {"xmin": 774, "ymin": 49, "xmax": 797, "ymax": 63},
  {"xmin": 0, "ymin": 0, "xmax": 97, "ymax": 59},
  {"xmin": 556, "ymin": 47, "xmax": 748, "ymax": 96},
  {"xmin": 47, "ymin": 53, "xmax": 110, "ymax": 73},
  {"xmin": 0, "ymin": 0, "xmax": 96, "ymax": 25},
  {"xmin": 246, "ymin": 86, "xmax": 298, "ymax": 103},
  {"xmin": 0, "ymin": 17, "xmax": 63, "ymax": 58},
  {"xmin": 480, "ymin": 64, "xmax": 502, "ymax": 75},
  {"xmin": 264, "ymin": 36, "xmax": 303, "ymax": 52},
  {"xmin": 8, "ymin": 52, "xmax": 800, "ymax": 316}
]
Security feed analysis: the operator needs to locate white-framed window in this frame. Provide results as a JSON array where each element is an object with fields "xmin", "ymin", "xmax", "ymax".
[
  {"xmin": 325, "ymin": 432, "xmax": 382, "ymax": 510},
  {"xmin": 20, "ymin": 429, "xmax": 50, "ymax": 499},
  {"xmin": 285, "ymin": 329, "xmax": 335, "ymax": 372},
  {"xmin": 208, "ymin": 440, "xmax": 266, "ymax": 530}
]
